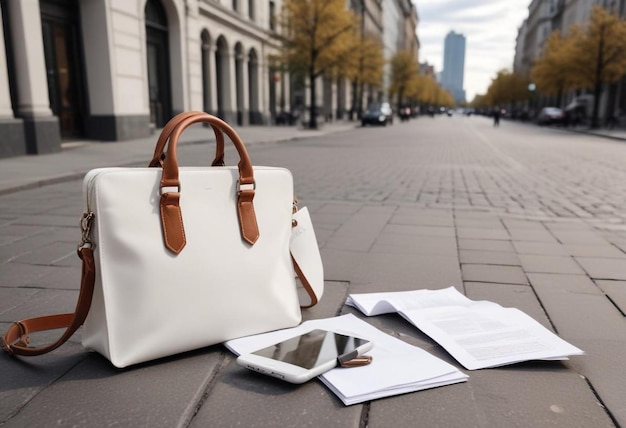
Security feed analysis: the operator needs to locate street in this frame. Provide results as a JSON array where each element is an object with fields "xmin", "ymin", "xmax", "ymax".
[{"xmin": 1, "ymin": 115, "xmax": 626, "ymax": 427}]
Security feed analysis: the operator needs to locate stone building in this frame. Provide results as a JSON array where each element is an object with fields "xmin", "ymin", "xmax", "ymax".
[
  {"xmin": 514, "ymin": 0, "xmax": 626, "ymax": 123},
  {"xmin": 0, "ymin": 0, "xmax": 419, "ymax": 158}
]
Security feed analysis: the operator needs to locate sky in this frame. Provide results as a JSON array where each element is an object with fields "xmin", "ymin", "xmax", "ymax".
[{"xmin": 415, "ymin": 0, "xmax": 530, "ymax": 102}]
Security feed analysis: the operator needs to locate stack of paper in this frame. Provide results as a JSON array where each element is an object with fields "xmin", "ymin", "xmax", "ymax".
[
  {"xmin": 225, "ymin": 314, "xmax": 468, "ymax": 405},
  {"xmin": 346, "ymin": 287, "xmax": 584, "ymax": 370}
]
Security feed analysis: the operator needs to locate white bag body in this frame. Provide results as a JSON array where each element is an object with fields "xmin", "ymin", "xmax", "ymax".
[{"xmin": 81, "ymin": 166, "xmax": 301, "ymax": 368}]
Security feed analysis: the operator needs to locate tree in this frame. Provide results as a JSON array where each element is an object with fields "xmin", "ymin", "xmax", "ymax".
[
  {"xmin": 389, "ymin": 50, "xmax": 419, "ymax": 109},
  {"xmin": 530, "ymin": 30, "xmax": 576, "ymax": 106},
  {"xmin": 485, "ymin": 70, "xmax": 528, "ymax": 108},
  {"xmin": 343, "ymin": 33, "xmax": 384, "ymax": 118},
  {"xmin": 278, "ymin": 0, "xmax": 358, "ymax": 129},
  {"xmin": 568, "ymin": 6, "xmax": 626, "ymax": 128},
  {"xmin": 409, "ymin": 74, "xmax": 452, "ymax": 108}
]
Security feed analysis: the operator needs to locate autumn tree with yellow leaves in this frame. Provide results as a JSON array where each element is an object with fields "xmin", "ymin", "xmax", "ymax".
[
  {"xmin": 569, "ymin": 6, "xmax": 626, "ymax": 128},
  {"xmin": 530, "ymin": 5, "xmax": 626, "ymax": 128},
  {"xmin": 389, "ymin": 50, "xmax": 419, "ymax": 109},
  {"xmin": 277, "ymin": 0, "xmax": 359, "ymax": 128},
  {"xmin": 485, "ymin": 70, "xmax": 529, "ymax": 107},
  {"xmin": 343, "ymin": 33, "xmax": 384, "ymax": 117},
  {"xmin": 530, "ymin": 30, "xmax": 576, "ymax": 107}
]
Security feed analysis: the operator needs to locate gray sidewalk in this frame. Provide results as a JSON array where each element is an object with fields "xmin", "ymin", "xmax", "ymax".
[{"xmin": 0, "ymin": 121, "xmax": 357, "ymax": 195}]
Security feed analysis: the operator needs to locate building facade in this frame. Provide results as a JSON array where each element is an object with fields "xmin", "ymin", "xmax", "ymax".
[
  {"xmin": 514, "ymin": 0, "xmax": 626, "ymax": 124},
  {"xmin": 441, "ymin": 30, "xmax": 466, "ymax": 104},
  {"xmin": 0, "ymin": 0, "xmax": 288, "ymax": 158},
  {"xmin": 0, "ymin": 0, "xmax": 419, "ymax": 158}
]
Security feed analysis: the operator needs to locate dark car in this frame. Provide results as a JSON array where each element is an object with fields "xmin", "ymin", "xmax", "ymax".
[
  {"xmin": 537, "ymin": 107, "xmax": 565, "ymax": 125},
  {"xmin": 361, "ymin": 103, "xmax": 393, "ymax": 126}
]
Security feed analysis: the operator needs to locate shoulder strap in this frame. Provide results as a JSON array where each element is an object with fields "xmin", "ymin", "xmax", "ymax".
[
  {"xmin": 2, "ymin": 245, "xmax": 320, "ymax": 358},
  {"xmin": 1, "ymin": 247, "xmax": 95, "ymax": 357}
]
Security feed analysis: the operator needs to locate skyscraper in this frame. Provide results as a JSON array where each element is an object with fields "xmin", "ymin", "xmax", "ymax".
[{"xmin": 441, "ymin": 31, "xmax": 466, "ymax": 104}]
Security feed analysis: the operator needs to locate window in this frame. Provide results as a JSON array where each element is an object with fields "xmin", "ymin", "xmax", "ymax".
[
  {"xmin": 248, "ymin": 0, "xmax": 255, "ymax": 20},
  {"xmin": 269, "ymin": 1, "xmax": 276, "ymax": 31}
]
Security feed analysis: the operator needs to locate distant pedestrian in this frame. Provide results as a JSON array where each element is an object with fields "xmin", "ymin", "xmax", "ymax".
[{"xmin": 493, "ymin": 107, "xmax": 501, "ymax": 127}]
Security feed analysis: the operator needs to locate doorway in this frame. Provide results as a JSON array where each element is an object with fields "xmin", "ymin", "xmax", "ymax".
[
  {"xmin": 145, "ymin": 0, "xmax": 172, "ymax": 128},
  {"xmin": 40, "ymin": 0, "xmax": 86, "ymax": 139}
]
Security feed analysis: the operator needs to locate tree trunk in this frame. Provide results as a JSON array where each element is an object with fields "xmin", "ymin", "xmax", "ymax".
[
  {"xmin": 309, "ymin": 68, "xmax": 318, "ymax": 129},
  {"xmin": 350, "ymin": 79, "xmax": 358, "ymax": 121}
]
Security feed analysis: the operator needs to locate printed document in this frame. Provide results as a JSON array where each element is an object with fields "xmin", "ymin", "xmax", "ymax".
[
  {"xmin": 225, "ymin": 314, "xmax": 468, "ymax": 405},
  {"xmin": 346, "ymin": 287, "xmax": 584, "ymax": 370}
]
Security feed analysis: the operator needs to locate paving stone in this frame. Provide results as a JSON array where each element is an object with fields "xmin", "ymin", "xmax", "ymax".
[
  {"xmin": 370, "ymin": 234, "xmax": 458, "ymax": 257},
  {"xmin": 191, "ymin": 356, "xmax": 362, "ymax": 428},
  {"xmin": 563, "ymin": 243, "xmax": 626, "ymax": 258},
  {"xmin": 458, "ymin": 239, "xmax": 515, "ymax": 253},
  {"xmin": 575, "ymin": 257, "xmax": 626, "ymax": 280},
  {"xmin": 17, "ymin": 265, "xmax": 88, "ymax": 291},
  {"xmin": 10, "ymin": 241, "xmax": 77, "ymax": 267},
  {"xmin": 512, "ymin": 241, "xmax": 568, "ymax": 256},
  {"xmin": 461, "ymin": 265, "xmax": 528, "ymax": 285},
  {"xmin": 12, "ymin": 214, "xmax": 78, "ymax": 228},
  {"xmin": 0, "ymin": 287, "xmax": 39, "ymax": 315},
  {"xmin": 0, "ymin": 340, "xmax": 86, "ymax": 424},
  {"xmin": 390, "ymin": 213, "xmax": 454, "ymax": 227},
  {"xmin": 527, "ymin": 273, "xmax": 620, "ymax": 342},
  {"xmin": 542, "ymin": 220, "xmax": 592, "ymax": 231},
  {"xmin": 456, "ymin": 227, "xmax": 510, "ymax": 241},
  {"xmin": 0, "ymin": 262, "xmax": 63, "ymax": 288},
  {"xmin": 518, "ymin": 254, "xmax": 586, "ymax": 274},
  {"xmin": 319, "ymin": 248, "xmax": 363, "ymax": 283},
  {"xmin": 0, "ymin": 224, "xmax": 48, "ymax": 239},
  {"xmin": 454, "ymin": 217, "xmax": 504, "ymax": 229},
  {"xmin": 507, "ymin": 228, "xmax": 559, "ymax": 242},
  {"xmin": 528, "ymin": 273, "xmax": 626, "ymax": 426},
  {"xmin": 0, "ymin": 289, "xmax": 79, "ymax": 323},
  {"xmin": 460, "ymin": 250, "xmax": 520, "ymax": 266},
  {"xmin": 502, "ymin": 219, "xmax": 549, "ymax": 230},
  {"xmin": 352, "ymin": 253, "xmax": 461, "ymax": 292},
  {"xmin": 549, "ymin": 229, "xmax": 610, "ymax": 245},
  {"xmin": 384, "ymin": 224, "xmax": 455, "ymax": 238},
  {"xmin": 301, "ymin": 280, "xmax": 349, "ymax": 321},
  {"xmin": 368, "ymin": 367, "xmax": 613, "ymax": 428},
  {"xmin": 595, "ymin": 280, "xmax": 626, "ymax": 315},
  {"xmin": 3, "ymin": 349, "xmax": 223, "ymax": 428}
]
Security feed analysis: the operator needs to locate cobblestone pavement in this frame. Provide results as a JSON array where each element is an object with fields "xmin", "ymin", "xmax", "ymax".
[{"xmin": 1, "ymin": 116, "xmax": 626, "ymax": 427}]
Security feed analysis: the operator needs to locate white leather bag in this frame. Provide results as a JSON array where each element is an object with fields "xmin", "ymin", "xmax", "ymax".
[{"xmin": 2, "ymin": 112, "xmax": 323, "ymax": 368}]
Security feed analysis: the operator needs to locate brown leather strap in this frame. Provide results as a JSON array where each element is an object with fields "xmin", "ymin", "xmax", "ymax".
[
  {"xmin": 159, "ymin": 113, "xmax": 259, "ymax": 250},
  {"xmin": 149, "ymin": 111, "xmax": 226, "ymax": 168},
  {"xmin": 1, "ymin": 246, "xmax": 319, "ymax": 358},
  {"xmin": 1, "ymin": 248, "xmax": 96, "ymax": 357}
]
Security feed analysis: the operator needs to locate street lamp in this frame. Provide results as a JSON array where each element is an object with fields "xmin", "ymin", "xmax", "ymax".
[{"xmin": 528, "ymin": 83, "xmax": 536, "ymax": 121}]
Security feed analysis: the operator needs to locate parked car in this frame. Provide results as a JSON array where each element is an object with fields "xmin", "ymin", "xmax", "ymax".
[
  {"xmin": 362, "ymin": 103, "xmax": 393, "ymax": 126},
  {"xmin": 537, "ymin": 107, "xmax": 565, "ymax": 125}
]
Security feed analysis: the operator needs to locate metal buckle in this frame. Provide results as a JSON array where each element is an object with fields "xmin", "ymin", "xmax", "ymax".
[
  {"xmin": 236, "ymin": 180, "xmax": 256, "ymax": 194},
  {"xmin": 77, "ymin": 211, "xmax": 95, "ymax": 253},
  {"xmin": 160, "ymin": 185, "xmax": 180, "ymax": 195}
]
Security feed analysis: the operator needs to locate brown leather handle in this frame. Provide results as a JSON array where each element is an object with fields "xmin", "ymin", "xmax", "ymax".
[
  {"xmin": 149, "ymin": 111, "xmax": 225, "ymax": 168},
  {"xmin": 158, "ymin": 113, "xmax": 259, "ymax": 254}
]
